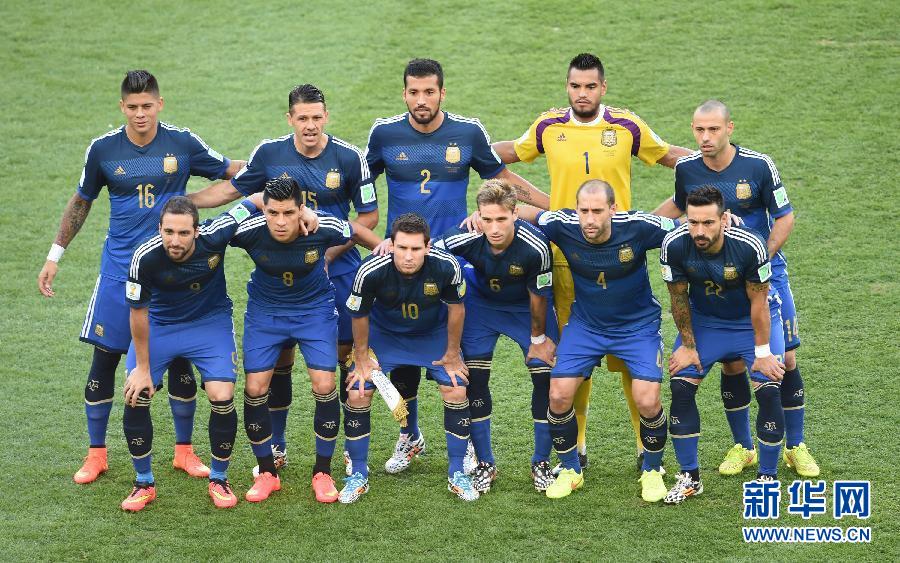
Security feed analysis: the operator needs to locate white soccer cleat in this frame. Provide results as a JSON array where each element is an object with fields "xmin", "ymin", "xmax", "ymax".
[
  {"xmin": 463, "ymin": 440, "xmax": 478, "ymax": 475},
  {"xmin": 339, "ymin": 472, "xmax": 370, "ymax": 504},
  {"xmin": 252, "ymin": 444, "xmax": 287, "ymax": 478},
  {"xmin": 663, "ymin": 471, "xmax": 703, "ymax": 505},
  {"xmin": 448, "ymin": 471, "xmax": 479, "ymax": 501},
  {"xmin": 384, "ymin": 432, "xmax": 425, "ymax": 474}
]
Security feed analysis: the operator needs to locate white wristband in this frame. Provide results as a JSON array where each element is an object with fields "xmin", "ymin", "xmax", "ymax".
[
  {"xmin": 47, "ymin": 243, "xmax": 65, "ymax": 263},
  {"xmin": 754, "ymin": 344, "xmax": 771, "ymax": 359},
  {"xmin": 530, "ymin": 334, "xmax": 547, "ymax": 345}
]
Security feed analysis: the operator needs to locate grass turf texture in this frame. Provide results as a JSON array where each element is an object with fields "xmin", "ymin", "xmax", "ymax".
[{"xmin": 1, "ymin": 0, "xmax": 897, "ymax": 560}]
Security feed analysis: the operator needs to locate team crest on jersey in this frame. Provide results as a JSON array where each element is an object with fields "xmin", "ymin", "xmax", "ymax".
[
  {"xmin": 445, "ymin": 143, "xmax": 461, "ymax": 164},
  {"xmin": 94, "ymin": 323, "xmax": 104, "ymax": 337},
  {"xmin": 508, "ymin": 264, "xmax": 524, "ymax": 276},
  {"xmin": 723, "ymin": 265, "xmax": 738, "ymax": 280},
  {"xmin": 163, "ymin": 154, "xmax": 178, "ymax": 174},
  {"xmin": 602, "ymin": 128, "xmax": 618, "ymax": 147},
  {"xmin": 618, "ymin": 245, "xmax": 634, "ymax": 263},
  {"xmin": 305, "ymin": 249, "xmax": 319, "ymax": 264},
  {"xmin": 423, "ymin": 282, "xmax": 439, "ymax": 296},
  {"xmin": 736, "ymin": 182, "xmax": 752, "ymax": 200},
  {"xmin": 325, "ymin": 169, "xmax": 341, "ymax": 189},
  {"xmin": 208, "ymin": 254, "xmax": 221, "ymax": 270}
]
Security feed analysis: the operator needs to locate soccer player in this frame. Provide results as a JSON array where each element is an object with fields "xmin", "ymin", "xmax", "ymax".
[
  {"xmin": 492, "ymin": 53, "xmax": 692, "ymax": 471},
  {"xmin": 659, "ymin": 186, "xmax": 786, "ymax": 504},
  {"xmin": 365, "ymin": 58, "xmax": 547, "ymax": 474},
  {"xmin": 434, "ymin": 179, "xmax": 558, "ymax": 493},
  {"xmin": 342, "ymin": 213, "xmax": 474, "ymax": 502},
  {"xmin": 189, "ymin": 83, "xmax": 377, "ymax": 473},
  {"xmin": 518, "ymin": 180, "xmax": 677, "ymax": 502},
  {"xmin": 231, "ymin": 178, "xmax": 380, "ymax": 504},
  {"xmin": 36, "ymin": 70, "xmax": 245, "ymax": 484},
  {"xmin": 653, "ymin": 100, "xmax": 818, "ymax": 477}
]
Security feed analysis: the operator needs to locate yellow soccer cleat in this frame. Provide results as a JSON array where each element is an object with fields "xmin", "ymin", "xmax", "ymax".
[
  {"xmin": 638, "ymin": 469, "xmax": 667, "ymax": 503},
  {"xmin": 545, "ymin": 468, "xmax": 583, "ymax": 499},
  {"xmin": 718, "ymin": 444, "xmax": 757, "ymax": 476},
  {"xmin": 783, "ymin": 443, "xmax": 820, "ymax": 477}
]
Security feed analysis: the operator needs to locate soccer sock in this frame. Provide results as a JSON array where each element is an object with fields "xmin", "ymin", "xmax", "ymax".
[
  {"xmin": 721, "ymin": 370, "xmax": 753, "ymax": 450},
  {"xmin": 755, "ymin": 382, "xmax": 785, "ymax": 477},
  {"xmin": 621, "ymin": 370, "xmax": 644, "ymax": 453},
  {"xmin": 166, "ymin": 358, "xmax": 197, "ymax": 445},
  {"xmin": 338, "ymin": 365, "xmax": 350, "ymax": 406},
  {"xmin": 268, "ymin": 364, "xmax": 292, "ymax": 451},
  {"xmin": 781, "ymin": 366, "xmax": 805, "ymax": 448},
  {"xmin": 343, "ymin": 403, "xmax": 371, "ymax": 477},
  {"xmin": 391, "ymin": 366, "xmax": 420, "ymax": 439},
  {"xmin": 123, "ymin": 393, "xmax": 153, "ymax": 483},
  {"xmin": 529, "ymin": 364, "xmax": 552, "ymax": 464},
  {"xmin": 443, "ymin": 399, "xmax": 471, "ymax": 476},
  {"xmin": 639, "ymin": 408, "xmax": 667, "ymax": 471},
  {"xmin": 548, "ymin": 406, "xmax": 580, "ymax": 472},
  {"xmin": 84, "ymin": 347, "xmax": 120, "ymax": 448},
  {"xmin": 573, "ymin": 376, "xmax": 592, "ymax": 454},
  {"xmin": 466, "ymin": 358, "xmax": 494, "ymax": 464},
  {"xmin": 669, "ymin": 379, "xmax": 701, "ymax": 472},
  {"xmin": 208, "ymin": 399, "xmax": 237, "ymax": 481},
  {"xmin": 313, "ymin": 387, "xmax": 340, "ymax": 470},
  {"xmin": 244, "ymin": 391, "xmax": 275, "ymax": 474}
]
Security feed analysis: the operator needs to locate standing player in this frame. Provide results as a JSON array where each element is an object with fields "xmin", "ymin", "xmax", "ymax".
[
  {"xmin": 231, "ymin": 178, "xmax": 380, "ymax": 504},
  {"xmin": 654, "ymin": 100, "xmax": 818, "ymax": 477},
  {"xmin": 121, "ymin": 197, "xmax": 249, "ymax": 510},
  {"xmin": 37, "ymin": 70, "xmax": 245, "ymax": 484},
  {"xmin": 492, "ymin": 53, "xmax": 692, "ymax": 471},
  {"xmin": 435, "ymin": 179, "xmax": 558, "ymax": 493},
  {"xmin": 519, "ymin": 180, "xmax": 677, "ymax": 502},
  {"xmin": 365, "ymin": 58, "xmax": 547, "ymax": 473},
  {"xmin": 189, "ymin": 84, "xmax": 377, "ymax": 473},
  {"xmin": 342, "ymin": 214, "xmax": 474, "ymax": 502},
  {"xmin": 659, "ymin": 186, "xmax": 786, "ymax": 504}
]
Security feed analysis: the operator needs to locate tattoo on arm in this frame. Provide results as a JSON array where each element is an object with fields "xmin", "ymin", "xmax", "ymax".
[
  {"xmin": 668, "ymin": 281, "xmax": 696, "ymax": 348},
  {"xmin": 747, "ymin": 281, "xmax": 769, "ymax": 293},
  {"xmin": 55, "ymin": 195, "xmax": 93, "ymax": 247},
  {"xmin": 514, "ymin": 185, "xmax": 532, "ymax": 203}
]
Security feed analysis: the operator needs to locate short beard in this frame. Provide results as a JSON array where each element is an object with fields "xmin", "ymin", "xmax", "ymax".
[
  {"xmin": 409, "ymin": 107, "xmax": 439, "ymax": 125},
  {"xmin": 569, "ymin": 99, "xmax": 600, "ymax": 121}
]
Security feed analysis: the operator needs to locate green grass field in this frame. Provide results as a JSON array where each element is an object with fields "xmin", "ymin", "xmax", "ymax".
[{"xmin": 1, "ymin": 0, "xmax": 898, "ymax": 560}]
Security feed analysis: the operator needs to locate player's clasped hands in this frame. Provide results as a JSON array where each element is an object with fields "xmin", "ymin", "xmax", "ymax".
[
  {"xmin": 123, "ymin": 366, "xmax": 155, "ymax": 407},
  {"xmin": 669, "ymin": 344, "xmax": 703, "ymax": 374},
  {"xmin": 751, "ymin": 354, "xmax": 785, "ymax": 382},
  {"xmin": 433, "ymin": 350, "xmax": 468, "ymax": 387}
]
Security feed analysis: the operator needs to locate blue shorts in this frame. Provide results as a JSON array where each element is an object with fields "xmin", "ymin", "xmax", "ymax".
[
  {"xmin": 126, "ymin": 312, "xmax": 238, "ymax": 387},
  {"xmin": 364, "ymin": 325, "xmax": 465, "ymax": 387},
  {"xmin": 552, "ymin": 315, "xmax": 664, "ymax": 382},
  {"xmin": 243, "ymin": 302, "xmax": 338, "ymax": 373},
  {"xmin": 331, "ymin": 271, "xmax": 354, "ymax": 345},
  {"xmin": 672, "ymin": 309, "xmax": 786, "ymax": 384},
  {"xmin": 461, "ymin": 295, "xmax": 559, "ymax": 367},
  {"xmin": 771, "ymin": 267, "xmax": 800, "ymax": 351},
  {"xmin": 80, "ymin": 275, "xmax": 131, "ymax": 354}
]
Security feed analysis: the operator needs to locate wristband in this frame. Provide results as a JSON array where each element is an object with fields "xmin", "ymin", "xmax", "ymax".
[
  {"xmin": 530, "ymin": 334, "xmax": 547, "ymax": 345},
  {"xmin": 754, "ymin": 344, "xmax": 771, "ymax": 359},
  {"xmin": 47, "ymin": 243, "xmax": 65, "ymax": 263}
]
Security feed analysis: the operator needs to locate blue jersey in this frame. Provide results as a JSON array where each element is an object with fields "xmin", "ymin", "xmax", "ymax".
[
  {"xmin": 536, "ymin": 210, "xmax": 677, "ymax": 332},
  {"xmin": 77, "ymin": 123, "xmax": 230, "ymax": 280},
  {"xmin": 673, "ymin": 145, "xmax": 792, "ymax": 269},
  {"xmin": 660, "ymin": 224, "xmax": 773, "ymax": 328},
  {"xmin": 365, "ymin": 112, "xmax": 505, "ymax": 237},
  {"xmin": 347, "ymin": 248, "xmax": 465, "ymax": 336},
  {"xmin": 230, "ymin": 207, "xmax": 353, "ymax": 315},
  {"xmin": 126, "ymin": 205, "xmax": 248, "ymax": 325},
  {"xmin": 231, "ymin": 134, "xmax": 376, "ymax": 277},
  {"xmin": 433, "ymin": 220, "xmax": 553, "ymax": 313}
]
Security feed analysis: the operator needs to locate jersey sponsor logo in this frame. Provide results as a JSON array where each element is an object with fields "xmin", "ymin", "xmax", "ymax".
[
  {"xmin": 395, "ymin": 152, "xmax": 409, "ymax": 161},
  {"xmin": 228, "ymin": 203, "xmax": 251, "ymax": 223},
  {"xmin": 360, "ymin": 183, "xmax": 376, "ymax": 204},
  {"xmin": 163, "ymin": 154, "xmax": 178, "ymax": 174},
  {"xmin": 602, "ymin": 128, "xmax": 618, "ymax": 147},
  {"xmin": 94, "ymin": 323, "xmax": 104, "ymax": 337},
  {"xmin": 305, "ymin": 249, "xmax": 319, "ymax": 264},
  {"xmin": 736, "ymin": 182, "xmax": 752, "ymax": 200},
  {"xmin": 445, "ymin": 143, "xmax": 461, "ymax": 164},
  {"xmin": 325, "ymin": 169, "xmax": 341, "ymax": 189},
  {"xmin": 724, "ymin": 265, "xmax": 738, "ymax": 280},
  {"xmin": 114, "ymin": 165, "xmax": 126, "ymax": 176},
  {"xmin": 208, "ymin": 254, "xmax": 221, "ymax": 269},
  {"xmin": 557, "ymin": 133, "xmax": 567, "ymax": 142},
  {"xmin": 661, "ymin": 265, "xmax": 673, "ymax": 282},
  {"xmin": 347, "ymin": 294, "xmax": 362, "ymax": 311},
  {"xmin": 758, "ymin": 262, "xmax": 772, "ymax": 283},
  {"xmin": 457, "ymin": 280, "xmax": 466, "ymax": 298},
  {"xmin": 508, "ymin": 264, "xmax": 524, "ymax": 276},
  {"xmin": 773, "ymin": 187, "xmax": 789, "ymax": 208},
  {"xmin": 424, "ymin": 282, "xmax": 439, "ymax": 296},
  {"xmin": 126, "ymin": 281, "xmax": 142, "ymax": 300},
  {"xmin": 536, "ymin": 272, "xmax": 552, "ymax": 289},
  {"xmin": 618, "ymin": 245, "xmax": 634, "ymax": 263}
]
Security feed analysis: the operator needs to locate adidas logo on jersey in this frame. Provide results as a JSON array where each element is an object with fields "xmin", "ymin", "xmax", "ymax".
[
  {"xmin": 114, "ymin": 165, "xmax": 126, "ymax": 175},
  {"xmin": 279, "ymin": 172, "xmax": 291, "ymax": 179},
  {"xmin": 396, "ymin": 152, "xmax": 408, "ymax": 161},
  {"xmin": 557, "ymin": 133, "xmax": 567, "ymax": 142}
]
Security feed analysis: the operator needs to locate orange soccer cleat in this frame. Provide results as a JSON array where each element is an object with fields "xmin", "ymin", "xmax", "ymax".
[
  {"xmin": 121, "ymin": 481, "xmax": 156, "ymax": 512},
  {"xmin": 74, "ymin": 447, "xmax": 109, "ymax": 484},
  {"xmin": 208, "ymin": 479, "xmax": 238, "ymax": 508},
  {"xmin": 173, "ymin": 444, "xmax": 210, "ymax": 478},
  {"xmin": 312, "ymin": 472, "xmax": 339, "ymax": 503},
  {"xmin": 245, "ymin": 472, "xmax": 281, "ymax": 503}
]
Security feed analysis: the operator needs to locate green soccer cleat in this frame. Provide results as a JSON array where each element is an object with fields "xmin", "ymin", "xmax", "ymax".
[
  {"xmin": 545, "ymin": 468, "xmax": 583, "ymax": 499},
  {"xmin": 638, "ymin": 469, "xmax": 667, "ymax": 503},
  {"xmin": 718, "ymin": 444, "xmax": 758, "ymax": 476},
  {"xmin": 783, "ymin": 443, "xmax": 820, "ymax": 477}
]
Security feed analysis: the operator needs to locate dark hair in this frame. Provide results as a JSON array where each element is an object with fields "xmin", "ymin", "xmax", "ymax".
[
  {"xmin": 121, "ymin": 70, "xmax": 159, "ymax": 98},
  {"xmin": 288, "ymin": 83, "xmax": 326, "ymax": 112},
  {"xmin": 263, "ymin": 177, "xmax": 303, "ymax": 207},
  {"xmin": 567, "ymin": 53, "xmax": 604, "ymax": 80},
  {"xmin": 686, "ymin": 185, "xmax": 725, "ymax": 214},
  {"xmin": 575, "ymin": 179, "xmax": 615, "ymax": 205},
  {"xmin": 404, "ymin": 58, "xmax": 443, "ymax": 88},
  {"xmin": 390, "ymin": 212, "xmax": 430, "ymax": 243},
  {"xmin": 160, "ymin": 196, "xmax": 199, "ymax": 228}
]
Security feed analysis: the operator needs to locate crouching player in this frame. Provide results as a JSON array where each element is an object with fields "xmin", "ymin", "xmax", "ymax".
[
  {"xmin": 660, "ymin": 186, "xmax": 786, "ymax": 505},
  {"xmin": 232, "ymin": 178, "xmax": 380, "ymax": 503},
  {"xmin": 438, "ymin": 179, "xmax": 558, "ymax": 493},
  {"xmin": 343, "ymin": 213, "xmax": 475, "ymax": 502}
]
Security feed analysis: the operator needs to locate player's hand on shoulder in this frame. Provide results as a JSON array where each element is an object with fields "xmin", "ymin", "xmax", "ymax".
[
  {"xmin": 299, "ymin": 206, "xmax": 319, "ymax": 235},
  {"xmin": 372, "ymin": 238, "xmax": 393, "ymax": 256},
  {"xmin": 723, "ymin": 210, "xmax": 745, "ymax": 229},
  {"xmin": 38, "ymin": 260, "xmax": 58, "ymax": 298},
  {"xmin": 124, "ymin": 366, "xmax": 154, "ymax": 407},
  {"xmin": 669, "ymin": 345, "xmax": 702, "ymax": 374},
  {"xmin": 460, "ymin": 211, "xmax": 483, "ymax": 233},
  {"xmin": 751, "ymin": 355, "xmax": 785, "ymax": 382}
]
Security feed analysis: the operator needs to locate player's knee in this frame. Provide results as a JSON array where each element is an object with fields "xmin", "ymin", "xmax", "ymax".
[
  {"xmin": 441, "ymin": 384, "xmax": 467, "ymax": 403},
  {"xmin": 310, "ymin": 375, "xmax": 336, "ymax": 396},
  {"xmin": 548, "ymin": 387, "xmax": 574, "ymax": 413},
  {"xmin": 345, "ymin": 391, "xmax": 373, "ymax": 410},
  {"xmin": 631, "ymin": 382, "xmax": 662, "ymax": 417},
  {"xmin": 85, "ymin": 347, "xmax": 119, "ymax": 402},
  {"xmin": 269, "ymin": 364, "xmax": 293, "ymax": 409},
  {"xmin": 754, "ymin": 382, "xmax": 785, "ymax": 443},
  {"xmin": 669, "ymin": 379, "xmax": 700, "ymax": 436},
  {"xmin": 720, "ymin": 369, "xmax": 751, "ymax": 410},
  {"xmin": 205, "ymin": 381, "xmax": 234, "ymax": 402}
]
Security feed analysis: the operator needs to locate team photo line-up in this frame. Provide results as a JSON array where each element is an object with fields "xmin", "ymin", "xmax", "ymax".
[{"xmin": 37, "ymin": 53, "xmax": 818, "ymax": 511}]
